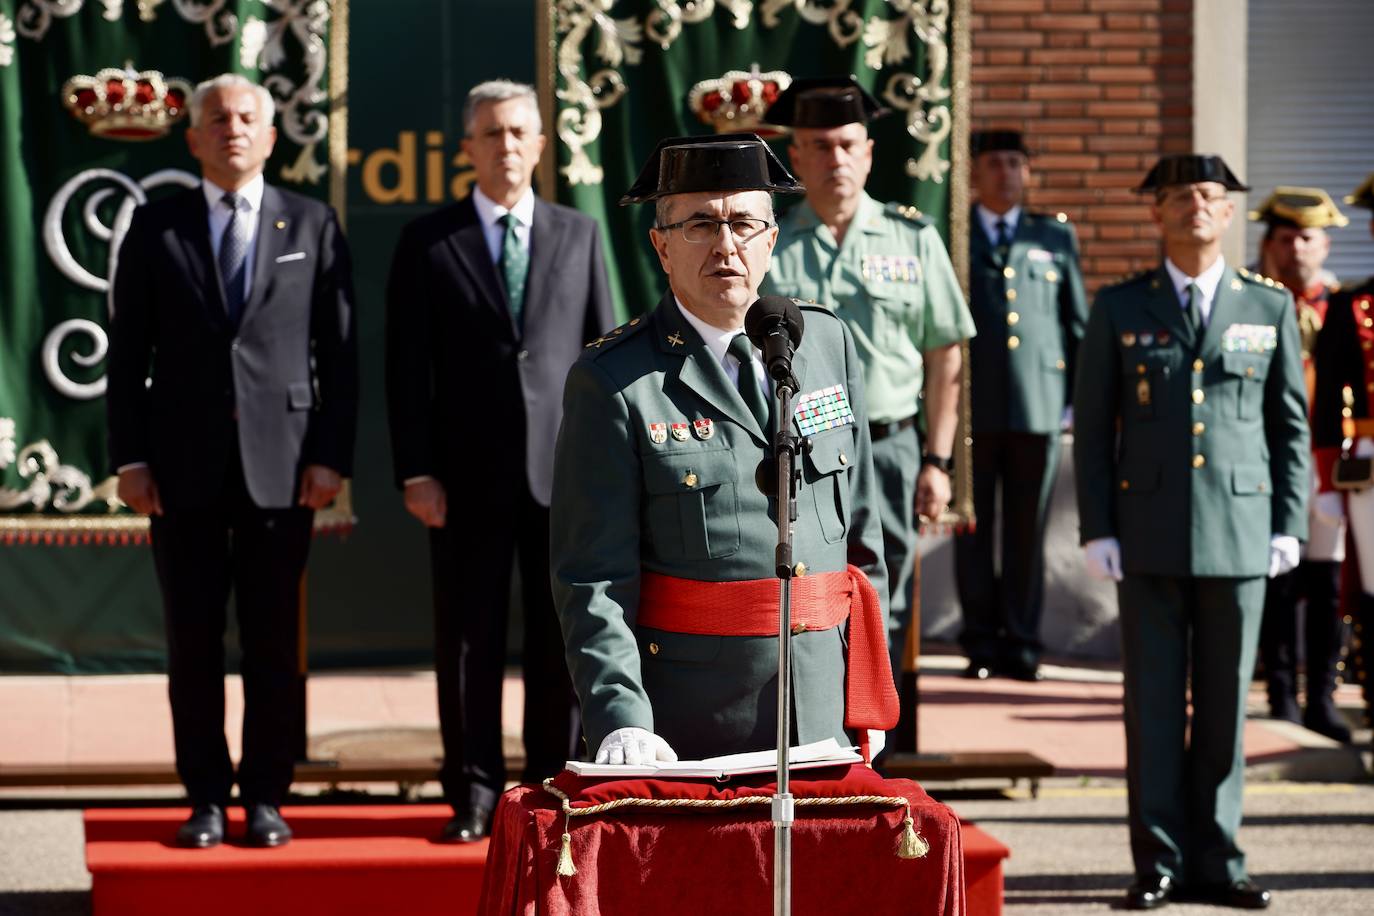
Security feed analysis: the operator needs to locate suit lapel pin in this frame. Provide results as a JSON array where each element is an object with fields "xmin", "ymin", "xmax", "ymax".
[
  {"xmin": 666, "ymin": 332, "xmax": 685, "ymax": 347},
  {"xmin": 1121, "ymin": 332, "xmax": 1137, "ymax": 347},
  {"xmin": 670, "ymin": 422, "xmax": 689, "ymax": 441},
  {"xmin": 648, "ymin": 422, "xmax": 667, "ymax": 444},
  {"xmin": 274, "ymin": 220, "xmax": 286, "ymax": 230},
  {"xmin": 693, "ymin": 418, "xmax": 714, "ymax": 440}
]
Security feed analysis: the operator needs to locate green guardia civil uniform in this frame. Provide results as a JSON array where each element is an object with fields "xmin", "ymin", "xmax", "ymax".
[
  {"xmin": 1073, "ymin": 262, "xmax": 1309, "ymax": 885},
  {"xmin": 761, "ymin": 191, "xmax": 975, "ymax": 670},
  {"xmin": 550, "ymin": 295, "xmax": 889, "ymax": 759},
  {"xmin": 955, "ymin": 209, "xmax": 1088, "ymax": 671}
]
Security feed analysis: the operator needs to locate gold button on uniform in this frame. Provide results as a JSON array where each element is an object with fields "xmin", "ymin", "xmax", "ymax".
[
  {"xmin": 1193, "ymin": 359, "xmax": 1204, "ymax": 372},
  {"xmin": 1007, "ymin": 311, "xmax": 1020, "ymax": 326},
  {"xmin": 791, "ymin": 623, "xmax": 807, "ymax": 636},
  {"xmin": 1245, "ymin": 366, "xmax": 1255, "ymax": 377},
  {"xmin": 1364, "ymin": 318, "xmax": 1372, "ymax": 329},
  {"xmin": 1008, "ymin": 335, "xmax": 1021, "ymax": 350},
  {"xmin": 793, "ymin": 562, "xmax": 807, "ymax": 577},
  {"xmin": 683, "ymin": 473, "xmax": 698, "ymax": 488},
  {"xmin": 1137, "ymin": 363, "xmax": 1147, "ymax": 375},
  {"xmin": 1046, "ymin": 269, "xmax": 1059, "ymax": 283},
  {"xmin": 1192, "ymin": 389, "xmax": 1205, "ymax": 404},
  {"xmin": 649, "ymin": 642, "xmax": 660, "ymax": 655},
  {"xmin": 1192, "ymin": 422, "xmax": 1205, "ymax": 436},
  {"xmin": 838, "ymin": 453, "xmax": 849, "ymax": 465},
  {"xmin": 1006, "ymin": 288, "xmax": 1018, "ymax": 302},
  {"xmin": 1192, "ymin": 454, "xmax": 1206, "ymax": 469},
  {"xmin": 1055, "ymin": 359, "xmax": 1066, "ymax": 370},
  {"xmin": 1003, "ymin": 266, "xmax": 1016, "ymax": 279},
  {"xmin": 1120, "ymin": 480, "xmax": 1130, "ymax": 491}
]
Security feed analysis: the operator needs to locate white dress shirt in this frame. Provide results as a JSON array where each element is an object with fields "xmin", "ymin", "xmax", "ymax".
[
  {"xmin": 203, "ymin": 173, "xmax": 264, "ymax": 302},
  {"xmin": 675, "ymin": 298, "xmax": 770, "ymax": 399},
  {"xmin": 976, "ymin": 203, "xmax": 1021, "ymax": 244},
  {"xmin": 472, "ymin": 185, "xmax": 535, "ymax": 264},
  {"xmin": 1164, "ymin": 255, "xmax": 1226, "ymax": 328}
]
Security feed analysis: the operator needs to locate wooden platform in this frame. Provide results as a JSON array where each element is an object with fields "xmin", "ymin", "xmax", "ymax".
[{"xmin": 880, "ymin": 751, "xmax": 1055, "ymax": 797}]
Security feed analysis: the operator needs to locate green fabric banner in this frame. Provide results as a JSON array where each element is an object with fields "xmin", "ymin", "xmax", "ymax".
[
  {"xmin": 549, "ymin": 0, "xmax": 959, "ymax": 320},
  {"xmin": 0, "ymin": 0, "xmax": 338, "ymax": 538}
]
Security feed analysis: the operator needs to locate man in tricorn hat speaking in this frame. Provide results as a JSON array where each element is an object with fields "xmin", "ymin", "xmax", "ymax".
[
  {"xmin": 1073, "ymin": 154, "xmax": 1310, "ymax": 910},
  {"xmin": 549, "ymin": 133, "xmax": 896, "ymax": 766},
  {"xmin": 760, "ymin": 77, "xmax": 974, "ymax": 687}
]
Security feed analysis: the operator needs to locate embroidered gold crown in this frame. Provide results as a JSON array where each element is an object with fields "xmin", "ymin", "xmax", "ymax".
[
  {"xmin": 687, "ymin": 66, "xmax": 791, "ymax": 137},
  {"xmin": 61, "ymin": 65, "xmax": 193, "ymax": 141}
]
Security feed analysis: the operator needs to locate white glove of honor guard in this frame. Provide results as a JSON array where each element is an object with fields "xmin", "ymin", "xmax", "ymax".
[
  {"xmin": 1268, "ymin": 535, "xmax": 1301, "ymax": 578},
  {"xmin": 1084, "ymin": 537, "xmax": 1124, "ymax": 582},
  {"xmin": 595, "ymin": 727, "xmax": 679, "ymax": 766}
]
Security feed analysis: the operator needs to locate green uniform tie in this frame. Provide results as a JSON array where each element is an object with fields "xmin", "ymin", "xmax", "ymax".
[
  {"xmin": 499, "ymin": 212, "xmax": 528, "ymax": 325},
  {"xmin": 1186, "ymin": 281, "xmax": 1204, "ymax": 339},
  {"xmin": 728, "ymin": 333, "xmax": 772, "ymax": 432}
]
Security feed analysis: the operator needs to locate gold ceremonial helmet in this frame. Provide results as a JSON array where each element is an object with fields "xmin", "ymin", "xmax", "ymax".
[
  {"xmin": 1345, "ymin": 172, "xmax": 1374, "ymax": 211},
  {"xmin": 1247, "ymin": 186, "xmax": 1349, "ymax": 229}
]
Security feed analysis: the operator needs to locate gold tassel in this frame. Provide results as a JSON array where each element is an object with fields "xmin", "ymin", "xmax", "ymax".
[
  {"xmin": 557, "ymin": 830, "xmax": 577, "ymax": 877},
  {"xmin": 897, "ymin": 815, "xmax": 929, "ymax": 859}
]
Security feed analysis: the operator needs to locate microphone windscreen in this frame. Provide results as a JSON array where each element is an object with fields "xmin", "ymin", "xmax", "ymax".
[{"xmin": 744, "ymin": 295, "xmax": 805, "ymax": 348}]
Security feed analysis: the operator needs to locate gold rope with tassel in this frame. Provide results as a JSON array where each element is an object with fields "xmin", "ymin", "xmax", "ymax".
[{"xmin": 541, "ymin": 779, "xmax": 927, "ymax": 878}]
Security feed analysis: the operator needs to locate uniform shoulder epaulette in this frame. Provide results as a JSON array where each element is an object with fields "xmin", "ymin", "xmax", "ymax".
[
  {"xmin": 885, "ymin": 201, "xmax": 930, "ymax": 226},
  {"xmin": 1235, "ymin": 266, "xmax": 1285, "ymax": 292},
  {"xmin": 582, "ymin": 315, "xmax": 649, "ymax": 356},
  {"xmin": 1104, "ymin": 268, "xmax": 1154, "ymax": 292}
]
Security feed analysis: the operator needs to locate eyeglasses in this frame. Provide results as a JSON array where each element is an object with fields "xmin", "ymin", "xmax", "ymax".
[
  {"xmin": 1158, "ymin": 186, "xmax": 1229, "ymax": 207},
  {"xmin": 655, "ymin": 217, "xmax": 774, "ymax": 244}
]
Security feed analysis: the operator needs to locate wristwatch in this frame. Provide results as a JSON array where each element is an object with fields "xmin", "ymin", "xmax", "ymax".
[{"xmin": 920, "ymin": 452, "xmax": 954, "ymax": 473}]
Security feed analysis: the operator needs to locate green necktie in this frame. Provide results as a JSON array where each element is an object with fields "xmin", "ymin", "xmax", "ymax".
[
  {"xmin": 1186, "ymin": 281, "xmax": 1204, "ymax": 338},
  {"xmin": 498, "ymin": 212, "xmax": 528, "ymax": 325},
  {"xmin": 727, "ymin": 333, "xmax": 771, "ymax": 432}
]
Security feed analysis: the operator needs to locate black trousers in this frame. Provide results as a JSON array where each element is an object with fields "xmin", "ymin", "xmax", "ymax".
[
  {"xmin": 429, "ymin": 475, "xmax": 579, "ymax": 813},
  {"xmin": 149, "ymin": 454, "xmax": 313, "ymax": 808},
  {"xmin": 1260, "ymin": 560, "xmax": 1344, "ymax": 706},
  {"xmin": 954, "ymin": 431, "xmax": 1060, "ymax": 667}
]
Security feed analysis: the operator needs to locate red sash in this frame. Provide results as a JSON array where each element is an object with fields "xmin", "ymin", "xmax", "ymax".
[{"xmin": 637, "ymin": 566, "xmax": 900, "ymax": 756}]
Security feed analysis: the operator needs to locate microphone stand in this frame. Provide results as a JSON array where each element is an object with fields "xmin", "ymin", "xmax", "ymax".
[{"xmin": 767, "ymin": 371, "xmax": 803, "ymax": 916}]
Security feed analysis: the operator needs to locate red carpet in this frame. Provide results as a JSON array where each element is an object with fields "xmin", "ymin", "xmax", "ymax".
[
  {"xmin": 86, "ymin": 805, "xmax": 1007, "ymax": 916},
  {"xmin": 84, "ymin": 805, "xmax": 485, "ymax": 916}
]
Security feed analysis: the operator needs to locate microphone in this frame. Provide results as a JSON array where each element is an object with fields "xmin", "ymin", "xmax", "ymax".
[{"xmin": 744, "ymin": 295, "xmax": 805, "ymax": 385}]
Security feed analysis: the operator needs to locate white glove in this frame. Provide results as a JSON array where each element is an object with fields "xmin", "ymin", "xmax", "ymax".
[
  {"xmin": 594, "ymin": 727, "xmax": 679, "ymax": 766},
  {"xmin": 1313, "ymin": 491, "xmax": 1344, "ymax": 526},
  {"xmin": 867, "ymin": 729, "xmax": 886, "ymax": 760},
  {"xmin": 1084, "ymin": 537, "xmax": 1123, "ymax": 582},
  {"xmin": 1268, "ymin": 535, "xmax": 1301, "ymax": 578}
]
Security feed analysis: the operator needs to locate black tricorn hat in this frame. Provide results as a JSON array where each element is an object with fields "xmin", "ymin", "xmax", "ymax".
[
  {"xmin": 971, "ymin": 129, "xmax": 1031, "ymax": 157},
  {"xmin": 618, "ymin": 132, "xmax": 804, "ymax": 205},
  {"xmin": 762, "ymin": 76, "xmax": 888, "ymax": 129},
  {"xmin": 1345, "ymin": 171, "xmax": 1374, "ymax": 211},
  {"xmin": 1136, "ymin": 154, "xmax": 1249, "ymax": 193}
]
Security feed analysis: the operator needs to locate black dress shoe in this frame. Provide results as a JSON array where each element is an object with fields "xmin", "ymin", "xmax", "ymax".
[
  {"xmin": 1268, "ymin": 692, "xmax": 1301, "ymax": 724},
  {"xmin": 1000, "ymin": 658, "xmax": 1043, "ymax": 682},
  {"xmin": 1303, "ymin": 702, "xmax": 1353, "ymax": 743},
  {"xmin": 175, "ymin": 803, "xmax": 226, "ymax": 849},
  {"xmin": 244, "ymin": 804, "xmax": 292, "ymax": 848},
  {"xmin": 1188, "ymin": 879, "xmax": 1271, "ymax": 909},
  {"xmin": 961, "ymin": 660, "xmax": 994, "ymax": 680},
  {"xmin": 438, "ymin": 806, "xmax": 492, "ymax": 844},
  {"xmin": 1124, "ymin": 875, "xmax": 1174, "ymax": 910}
]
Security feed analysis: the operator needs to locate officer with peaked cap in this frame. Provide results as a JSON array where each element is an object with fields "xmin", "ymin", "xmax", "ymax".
[
  {"xmin": 760, "ymin": 77, "xmax": 975, "ymax": 687},
  {"xmin": 550, "ymin": 133, "xmax": 897, "ymax": 766},
  {"xmin": 1312, "ymin": 169, "xmax": 1374, "ymax": 752},
  {"xmin": 955, "ymin": 129, "xmax": 1088, "ymax": 682},
  {"xmin": 1247, "ymin": 187, "xmax": 1352, "ymax": 741},
  {"xmin": 1074, "ymin": 154, "xmax": 1309, "ymax": 910}
]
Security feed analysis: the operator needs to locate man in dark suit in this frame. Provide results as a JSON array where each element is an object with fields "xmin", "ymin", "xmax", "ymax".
[
  {"xmin": 385, "ymin": 79, "xmax": 613, "ymax": 843},
  {"xmin": 107, "ymin": 74, "xmax": 358, "ymax": 849},
  {"xmin": 1074, "ymin": 155, "xmax": 1308, "ymax": 911},
  {"xmin": 955, "ymin": 130, "xmax": 1088, "ymax": 682}
]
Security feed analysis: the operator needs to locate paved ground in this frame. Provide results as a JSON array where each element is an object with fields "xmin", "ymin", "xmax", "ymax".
[{"xmin": 1, "ymin": 654, "xmax": 1369, "ymax": 914}]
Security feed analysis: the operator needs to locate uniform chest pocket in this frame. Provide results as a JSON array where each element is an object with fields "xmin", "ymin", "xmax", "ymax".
[
  {"xmin": 1120, "ymin": 354, "xmax": 1174, "ymax": 421},
  {"xmin": 642, "ymin": 450, "xmax": 740, "ymax": 561},
  {"xmin": 862, "ymin": 279, "xmax": 921, "ymax": 350},
  {"xmin": 1220, "ymin": 351, "xmax": 1272, "ymax": 420},
  {"xmin": 801, "ymin": 428, "xmax": 853, "ymax": 543}
]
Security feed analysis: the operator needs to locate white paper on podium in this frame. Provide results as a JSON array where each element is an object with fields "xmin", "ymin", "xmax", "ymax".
[{"xmin": 564, "ymin": 737, "xmax": 862, "ymax": 779}]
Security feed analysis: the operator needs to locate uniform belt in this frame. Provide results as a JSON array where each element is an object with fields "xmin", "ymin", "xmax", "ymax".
[
  {"xmin": 869, "ymin": 414, "xmax": 918, "ymax": 442},
  {"xmin": 637, "ymin": 566, "xmax": 899, "ymax": 741}
]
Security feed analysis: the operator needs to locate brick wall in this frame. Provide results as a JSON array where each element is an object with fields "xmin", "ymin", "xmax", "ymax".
[{"xmin": 968, "ymin": 0, "xmax": 1193, "ymax": 293}]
